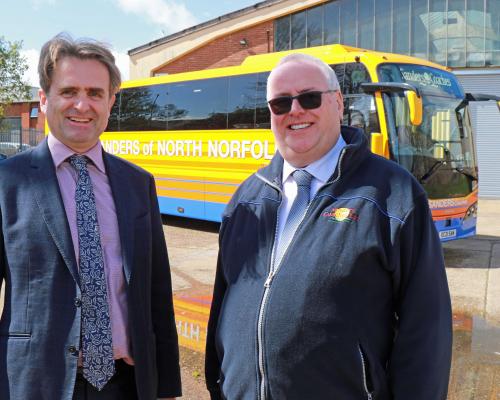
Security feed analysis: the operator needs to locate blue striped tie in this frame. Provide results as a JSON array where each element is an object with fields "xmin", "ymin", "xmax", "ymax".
[
  {"xmin": 70, "ymin": 155, "xmax": 115, "ymax": 390},
  {"xmin": 274, "ymin": 169, "xmax": 313, "ymax": 267}
]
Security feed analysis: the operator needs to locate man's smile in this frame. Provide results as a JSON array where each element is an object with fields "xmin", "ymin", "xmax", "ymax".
[
  {"xmin": 288, "ymin": 122, "xmax": 312, "ymax": 130},
  {"xmin": 67, "ymin": 116, "xmax": 92, "ymax": 123}
]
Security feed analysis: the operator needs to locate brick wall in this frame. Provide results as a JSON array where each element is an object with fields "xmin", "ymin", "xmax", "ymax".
[
  {"xmin": 156, "ymin": 20, "xmax": 274, "ymax": 75},
  {"xmin": 3, "ymin": 101, "xmax": 45, "ymax": 131}
]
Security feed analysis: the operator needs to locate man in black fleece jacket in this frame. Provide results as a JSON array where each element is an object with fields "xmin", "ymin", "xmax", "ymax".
[{"xmin": 205, "ymin": 53, "xmax": 452, "ymax": 400}]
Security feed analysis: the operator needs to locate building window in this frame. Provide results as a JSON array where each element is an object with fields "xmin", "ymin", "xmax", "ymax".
[
  {"xmin": 0, "ymin": 117, "xmax": 21, "ymax": 132},
  {"xmin": 307, "ymin": 5, "xmax": 323, "ymax": 47},
  {"xmin": 30, "ymin": 107, "xmax": 39, "ymax": 118},
  {"xmin": 291, "ymin": 12, "xmax": 306, "ymax": 49},
  {"xmin": 486, "ymin": 0, "xmax": 500, "ymax": 66},
  {"xmin": 273, "ymin": 0, "xmax": 500, "ymax": 68},
  {"xmin": 393, "ymin": 0, "xmax": 410, "ymax": 54},
  {"xmin": 275, "ymin": 15, "xmax": 290, "ymax": 52},
  {"xmin": 324, "ymin": 1, "xmax": 340, "ymax": 45},
  {"xmin": 375, "ymin": 0, "xmax": 392, "ymax": 52},
  {"xmin": 340, "ymin": 0, "xmax": 357, "ymax": 46},
  {"xmin": 429, "ymin": 0, "xmax": 447, "ymax": 64},
  {"xmin": 447, "ymin": 0, "xmax": 466, "ymax": 67},
  {"xmin": 411, "ymin": 0, "xmax": 429, "ymax": 59},
  {"xmin": 358, "ymin": 0, "xmax": 375, "ymax": 49}
]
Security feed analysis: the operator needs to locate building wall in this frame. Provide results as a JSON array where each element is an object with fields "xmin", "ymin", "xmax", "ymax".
[
  {"xmin": 155, "ymin": 21, "xmax": 274, "ymax": 74},
  {"xmin": 128, "ymin": 0, "xmax": 326, "ymax": 79},
  {"xmin": 456, "ymin": 70, "xmax": 500, "ymax": 198},
  {"xmin": 3, "ymin": 102, "xmax": 45, "ymax": 131},
  {"xmin": 129, "ymin": 0, "xmax": 500, "ymax": 78}
]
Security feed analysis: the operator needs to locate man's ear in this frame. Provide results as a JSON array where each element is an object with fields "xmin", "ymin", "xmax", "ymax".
[
  {"xmin": 109, "ymin": 94, "xmax": 116, "ymax": 112},
  {"xmin": 335, "ymin": 91, "xmax": 344, "ymax": 123},
  {"xmin": 39, "ymin": 89, "xmax": 48, "ymax": 114}
]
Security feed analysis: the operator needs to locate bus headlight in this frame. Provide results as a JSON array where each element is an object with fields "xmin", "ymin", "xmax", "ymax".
[{"xmin": 463, "ymin": 202, "xmax": 478, "ymax": 221}]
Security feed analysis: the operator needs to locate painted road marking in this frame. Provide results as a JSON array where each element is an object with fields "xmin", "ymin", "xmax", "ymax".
[{"xmin": 174, "ymin": 296, "xmax": 211, "ymax": 353}]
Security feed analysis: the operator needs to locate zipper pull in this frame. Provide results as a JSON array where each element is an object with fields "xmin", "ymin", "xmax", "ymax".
[{"xmin": 264, "ymin": 272, "xmax": 274, "ymax": 288}]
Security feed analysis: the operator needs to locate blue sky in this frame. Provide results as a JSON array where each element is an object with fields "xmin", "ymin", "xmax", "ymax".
[{"xmin": 1, "ymin": 0, "xmax": 258, "ymax": 86}]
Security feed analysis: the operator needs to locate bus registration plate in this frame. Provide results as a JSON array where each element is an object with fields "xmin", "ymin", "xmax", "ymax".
[{"xmin": 439, "ymin": 229, "xmax": 457, "ymax": 239}]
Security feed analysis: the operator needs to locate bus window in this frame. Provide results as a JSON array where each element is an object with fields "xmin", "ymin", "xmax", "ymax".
[
  {"xmin": 149, "ymin": 86, "xmax": 169, "ymax": 130},
  {"xmin": 338, "ymin": 63, "xmax": 371, "ymax": 94},
  {"xmin": 106, "ymin": 92, "xmax": 120, "ymax": 132},
  {"xmin": 255, "ymin": 72, "xmax": 271, "ymax": 129},
  {"xmin": 332, "ymin": 63, "xmax": 380, "ymax": 138},
  {"xmin": 119, "ymin": 85, "xmax": 168, "ymax": 131},
  {"xmin": 228, "ymin": 74, "xmax": 258, "ymax": 129},
  {"xmin": 168, "ymin": 77, "xmax": 229, "ymax": 131},
  {"xmin": 343, "ymin": 95, "xmax": 380, "ymax": 139}
]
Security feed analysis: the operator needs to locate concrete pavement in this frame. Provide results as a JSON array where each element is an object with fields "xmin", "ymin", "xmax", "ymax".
[
  {"xmin": 444, "ymin": 199, "xmax": 500, "ymax": 323},
  {"xmin": 165, "ymin": 199, "xmax": 500, "ymax": 399}
]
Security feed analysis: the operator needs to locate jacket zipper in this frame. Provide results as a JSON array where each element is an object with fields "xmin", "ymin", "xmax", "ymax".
[
  {"xmin": 256, "ymin": 196, "xmax": 315, "ymax": 400},
  {"xmin": 358, "ymin": 345, "xmax": 373, "ymax": 400},
  {"xmin": 256, "ymin": 183, "xmax": 281, "ymax": 400},
  {"xmin": 254, "ymin": 148, "xmax": 347, "ymax": 400}
]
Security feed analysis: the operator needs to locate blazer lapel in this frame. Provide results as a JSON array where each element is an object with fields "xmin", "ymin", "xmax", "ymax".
[
  {"xmin": 30, "ymin": 140, "xmax": 80, "ymax": 286},
  {"xmin": 104, "ymin": 153, "xmax": 135, "ymax": 284}
]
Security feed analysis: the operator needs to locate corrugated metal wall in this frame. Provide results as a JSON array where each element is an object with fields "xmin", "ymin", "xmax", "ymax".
[{"xmin": 456, "ymin": 72, "xmax": 500, "ymax": 198}]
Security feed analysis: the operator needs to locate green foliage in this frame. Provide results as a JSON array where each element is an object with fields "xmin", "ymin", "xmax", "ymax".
[{"xmin": 0, "ymin": 36, "xmax": 31, "ymax": 118}]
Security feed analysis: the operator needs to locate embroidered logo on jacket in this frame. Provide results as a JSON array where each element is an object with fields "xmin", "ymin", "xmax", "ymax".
[{"xmin": 322, "ymin": 207, "xmax": 359, "ymax": 223}]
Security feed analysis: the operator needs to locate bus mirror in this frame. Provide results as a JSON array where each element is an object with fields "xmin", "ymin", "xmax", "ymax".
[
  {"xmin": 406, "ymin": 91, "xmax": 423, "ymax": 126},
  {"xmin": 371, "ymin": 132, "xmax": 388, "ymax": 157},
  {"xmin": 465, "ymin": 93, "xmax": 500, "ymax": 112},
  {"xmin": 360, "ymin": 82, "xmax": 422, "ymax": 126}
]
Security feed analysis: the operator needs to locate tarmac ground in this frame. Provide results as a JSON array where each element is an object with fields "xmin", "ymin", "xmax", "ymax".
[
  {"xmin": 165, "ymin": 199, "xmax": 500, "ymax": 400},
  {"xmin": 443, "ymin": 199, "xmax": 500, "ymax": 400}
]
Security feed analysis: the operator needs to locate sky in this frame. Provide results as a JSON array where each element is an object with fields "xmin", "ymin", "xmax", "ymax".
[{"xmin": 1, "ymin": 0, "xmax": 258, "ymax": 87}]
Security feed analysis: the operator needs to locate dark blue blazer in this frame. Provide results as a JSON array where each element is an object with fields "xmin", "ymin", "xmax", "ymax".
[{"xmin": 0, "ymin": 139, "xmax": 181, "ymax": 399}]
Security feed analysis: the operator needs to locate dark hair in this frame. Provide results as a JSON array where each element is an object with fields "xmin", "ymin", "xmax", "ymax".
[{"xmin": 38, "ymin": 32, "xmax": 121, "ymax": 95}]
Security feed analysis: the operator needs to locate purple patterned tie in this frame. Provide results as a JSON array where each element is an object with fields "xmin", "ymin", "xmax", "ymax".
[{"xmin": 70, "ymin": 155, "xmax": 115, "ymax": 390}]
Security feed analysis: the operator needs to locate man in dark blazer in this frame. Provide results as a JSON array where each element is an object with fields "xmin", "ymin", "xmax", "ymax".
[{"xmin": 0, "ymin": 33, "xmax": 181, "ymax": 399}]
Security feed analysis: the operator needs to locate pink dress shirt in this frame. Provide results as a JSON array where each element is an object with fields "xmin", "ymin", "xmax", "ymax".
[{"xmin": 47, "ymin": 133, "xmax": 133, "ymax": 364}]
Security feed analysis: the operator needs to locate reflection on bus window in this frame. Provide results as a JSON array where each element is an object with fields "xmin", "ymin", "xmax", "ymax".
[
  {"xmin": 228, "ymin": 74, "xmax": 258, "ymax": 129},
  {"xmin": 109, "ymin": 73, "xmax": 271, "ymax": 132},
  {"xmin": 168, "ymin": 78, "xmax": 228, "ymax": 130},
  {"xmin": 255, "ymin": 72, "xmax": 271, "ymax": 129},
  {"xmin": 333, "ymin": 63, "xmax": 380, "ymax": 138}
]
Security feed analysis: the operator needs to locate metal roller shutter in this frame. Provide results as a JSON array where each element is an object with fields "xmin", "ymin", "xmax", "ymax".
[{"xmin": 455, "ymin": 72, "xmax": 500, "ymax": 198}]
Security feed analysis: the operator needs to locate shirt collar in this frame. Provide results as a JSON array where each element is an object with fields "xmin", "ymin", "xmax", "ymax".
[
  {"xmin": 47, "ymin": 133, "xmax": 106, "ymax": 173},
  {"xmin": 282, "ymin": 134, "xmax": 347, "ymax": 184}
]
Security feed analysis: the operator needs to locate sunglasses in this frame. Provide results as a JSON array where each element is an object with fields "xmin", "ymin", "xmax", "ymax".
[{"xmin": 267, "ymin": 90, "xmax": 335, "ymax": 115}]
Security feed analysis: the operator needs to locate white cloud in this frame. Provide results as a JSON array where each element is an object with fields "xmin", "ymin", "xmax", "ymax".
[
  {"xmin": 30, "ymin": 0, "xmax": 56, "ymax": 10},
  {"xmin": 113, "ymin": 50, "xmax": 130, "ymax": 82},
  {"xmin": 21, "ymin": 49, "xmax": 41, "ymax": 88},
  {"xmin": 20, "ymin": 49, "xmax": 129, "ymax": 88},
  {"xmin": 114, "ymin": 0, "xmax": 197, "ymax": 33}
]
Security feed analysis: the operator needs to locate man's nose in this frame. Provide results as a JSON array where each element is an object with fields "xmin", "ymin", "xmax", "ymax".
[
  {"xmin": 288, "ymin": 97, "xmax": 305, "ymax": 115},
  {"xmin": 73, "ymin": 95, "xmax": 91, "ymax": 112}
]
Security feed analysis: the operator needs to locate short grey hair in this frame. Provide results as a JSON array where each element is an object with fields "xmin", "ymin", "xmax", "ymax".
[{"xmin": 267, "ymin": 53, "xmax": 341, "ymax": 99}]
